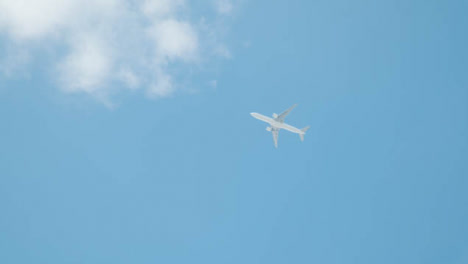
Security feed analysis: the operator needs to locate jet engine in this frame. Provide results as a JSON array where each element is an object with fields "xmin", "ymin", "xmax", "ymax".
[
  {"xmin": 266, "ymin": 127, "xmax": 272, "ymax": 132},
  {"xmin": 272, "ymin": 113, "xmax": 278, "ymax": 118}
]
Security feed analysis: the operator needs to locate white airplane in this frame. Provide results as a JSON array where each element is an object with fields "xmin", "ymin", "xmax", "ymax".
[{"xmin": 250, "ymin": 104, "xmax": 309, "ymax": 148}]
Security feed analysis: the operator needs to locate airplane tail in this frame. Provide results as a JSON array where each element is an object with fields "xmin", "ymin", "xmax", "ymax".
[{"xmin": 299, "ymin": 126, "xmax": 310, "ymax": 142}]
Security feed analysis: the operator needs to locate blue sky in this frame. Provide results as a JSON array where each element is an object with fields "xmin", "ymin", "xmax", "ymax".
[{"xmin": 1, "ymin": 0, "xmax": 468, "ymax": 263}]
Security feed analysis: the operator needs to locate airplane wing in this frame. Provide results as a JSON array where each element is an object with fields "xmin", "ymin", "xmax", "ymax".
[
  {"xmin": 272, "ymin": 128, "xmax": 279, "ymax": 148},
  {"xmin": 275, "ymin": 104, "xmax": 297, "ymax": 122}
]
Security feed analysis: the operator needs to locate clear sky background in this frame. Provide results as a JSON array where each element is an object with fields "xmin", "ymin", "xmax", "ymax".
[{"xmin": 1, "ymin": 0, "xmax": 468, "ymax": 263}]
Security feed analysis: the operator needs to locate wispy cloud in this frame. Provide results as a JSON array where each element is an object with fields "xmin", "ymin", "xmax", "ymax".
[
  {"xmin": 0, "ymin": 0, "xmax": 235, "ymax": 105},
  {"xmin": 214, "ymin": 0, "xmax": 233, "ymax": 15}
]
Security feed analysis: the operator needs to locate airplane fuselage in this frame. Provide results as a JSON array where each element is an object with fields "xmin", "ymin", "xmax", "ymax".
[{"xmin": 250, "ymin": 112, "xmax": 304, "ymax": 134}]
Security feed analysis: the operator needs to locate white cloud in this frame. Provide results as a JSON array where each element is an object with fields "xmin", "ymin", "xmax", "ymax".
[
  {"xmin": 58, "ymin": 33, "xmax": 112, "ymax": 95},
  {"xmin": 0, "ymin": 0, "xmax": 234, "ymax": 105},
  {"xmin": 149, "ymin": 19, "xmax": 198, "ymax": 61},
  {"xmin": 0, "ymin": 0, "xmax": 74, "ymax": 40}
]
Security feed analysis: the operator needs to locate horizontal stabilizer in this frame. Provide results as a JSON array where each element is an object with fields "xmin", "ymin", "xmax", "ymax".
[{"xmin": 299, "ymin": 126, "xmax": 310, "ymax": 142}]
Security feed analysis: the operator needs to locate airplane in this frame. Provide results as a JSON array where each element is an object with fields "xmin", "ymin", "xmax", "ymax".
[{"xmin": 250, "ymin": 104, "xmax": 310, "ymax": 148}]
